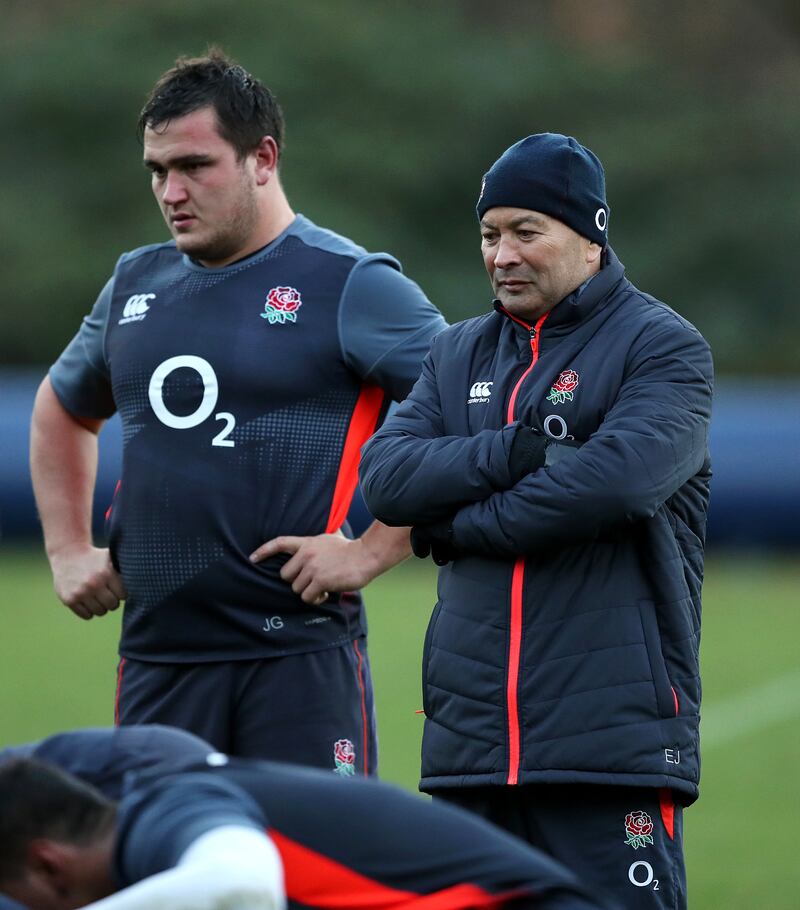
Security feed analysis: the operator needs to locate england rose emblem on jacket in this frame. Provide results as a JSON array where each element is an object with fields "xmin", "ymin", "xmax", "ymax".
[{"xmin": 546, "ymin": 369, "xmax": 580, "ymax": 405}]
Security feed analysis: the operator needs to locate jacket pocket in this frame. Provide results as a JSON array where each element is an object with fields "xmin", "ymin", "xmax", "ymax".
[
  {"xmin": 421, "ymin": 601, "xmax": 443, "ymax": 717},
  {"xmin": 639, "ymin": 601, "xmax": 678, "ymax": 718}
]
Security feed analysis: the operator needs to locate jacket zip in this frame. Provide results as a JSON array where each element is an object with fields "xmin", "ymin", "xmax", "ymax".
[{"xmin": 504, "ymin": 311, "xmax": 548, "ymax": 785}]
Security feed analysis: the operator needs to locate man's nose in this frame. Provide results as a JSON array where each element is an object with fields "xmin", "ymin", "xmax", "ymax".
[
  {"xmin": 161, "ymin": 172, "xmax": 189, "ymax": 206},
  {"xmin": 493, "ymin": 235, "xmax": 521, "ymax": 269}
]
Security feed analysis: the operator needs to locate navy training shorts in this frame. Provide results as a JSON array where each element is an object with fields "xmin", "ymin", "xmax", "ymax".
[{"xmin": 115, "ymin": 637, "xmax": 377, "ymax": 776}]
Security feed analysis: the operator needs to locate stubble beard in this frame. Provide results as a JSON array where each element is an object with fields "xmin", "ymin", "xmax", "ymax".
[{"xmin": 170, "ymin": 179, "xmax": 260, "ymax": 266}]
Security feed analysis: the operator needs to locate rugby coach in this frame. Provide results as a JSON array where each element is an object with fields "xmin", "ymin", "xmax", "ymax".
[{"xmin": 360, "ymin": 133, "xmax": 713, "ymax": 910}]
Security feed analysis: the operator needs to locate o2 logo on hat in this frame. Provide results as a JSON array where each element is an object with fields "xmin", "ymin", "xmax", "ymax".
[{"xmin": 595, "ymin": 207, "xmax": 607, "ymax": 231}]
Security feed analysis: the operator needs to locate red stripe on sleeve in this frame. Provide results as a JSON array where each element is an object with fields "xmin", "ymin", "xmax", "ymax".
[
  {"xmin": 270, "ymin": 830, "xmax": 521, "ymax": 909},
  {"xmin": 325, "ymin": 384, "xmax": 385, "ymax": 534},
  {"xmin": 271, "ymin": 830, "xmax": 415, "ymax": 907}
]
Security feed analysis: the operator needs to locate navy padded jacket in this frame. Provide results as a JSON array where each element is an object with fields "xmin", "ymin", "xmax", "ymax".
[{"xmin": 360, "ymin": 249, "xmax": 713, "ymax": 802}]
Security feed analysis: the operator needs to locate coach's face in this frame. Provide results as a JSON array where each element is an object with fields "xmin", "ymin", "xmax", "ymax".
[
  {"xmin": 480, "ymin": 207, "xmax": 601, "ymax": 322},
  {"xmin": 143, "ymin": 106, "xmax": 274, "ymax": 268}
]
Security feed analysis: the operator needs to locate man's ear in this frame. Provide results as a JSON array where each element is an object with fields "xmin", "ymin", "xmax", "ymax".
[
  {"xmin": 253, "ymin": 135, "xmax": 279, "ymax": 186},
  {"xmin": 586, "ymin": 240, "xmax": 602, "ymax": 266},
  {"xmin": 26, "ymin": 839, "xmax": 73, "ymax": 899}
]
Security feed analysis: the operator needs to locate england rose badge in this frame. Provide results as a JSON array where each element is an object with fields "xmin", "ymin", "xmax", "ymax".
[
  {"xmin": 624, "ymin": 810, "xmax": 655, "ymax": 849},
  {"xmin": 546, "ymin": 369, "xmax": 580, "ymax": 405},
  {"xmin": 261, "ymin": 286, "xmax": 302, "ymax": 324},
  {"xmin": 333, "ymin": 738, "xmax": 356, "ymax": 776}
]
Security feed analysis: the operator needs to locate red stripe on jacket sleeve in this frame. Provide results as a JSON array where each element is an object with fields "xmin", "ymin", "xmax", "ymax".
[
  {"xmin": 270, "ymin": 830, "xmax": 521, "ymax": 908},
  {"xmin": 325, "ymin": 384, "xmax": 385, "ymax": 534}
]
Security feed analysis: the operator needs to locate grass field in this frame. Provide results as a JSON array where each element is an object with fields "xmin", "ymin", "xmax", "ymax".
[{"xmin": 1, "ymin": 545, "xmax": 798, "ymax": 908}]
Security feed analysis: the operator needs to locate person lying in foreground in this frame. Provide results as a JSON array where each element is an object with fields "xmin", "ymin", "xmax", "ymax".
[{"xmin": 0, "ymin": 728, "xmax": 611, "ymax": 910}]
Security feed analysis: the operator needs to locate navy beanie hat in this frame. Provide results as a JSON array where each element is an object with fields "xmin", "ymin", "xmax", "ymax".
[{"xmin": 476, "ymin": 133, "xmax": 609, "ymax": 247}]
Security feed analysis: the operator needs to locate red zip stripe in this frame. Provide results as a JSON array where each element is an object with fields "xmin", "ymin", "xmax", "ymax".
[
  {"xmin": 353, "ymin": 639, "xmax": 370, "ymax": 776},
  {"xmin": 326, "ymin": 384, "xmax": 385, "ymax": 534},
  {"xmin": 671, "ymin": 686, "xmax": 679, "ymax": 715},
  {"xmin": 659, "ymin": 788, "xmax": 675, "ymax": 840},
  {"xmin": 270, "ymin": 829, "xmax": 519, "ymax": 908},
  {"xmin": 503, "ymin": 311, "xmax": 549, "ymax": 784},
  {"xmin": 114, "ymin": 658, "xmax": 127, "ymax": 725},
  {"xmin": 506, "ymin": 559, "xmax": 525, "ymax": 785}
]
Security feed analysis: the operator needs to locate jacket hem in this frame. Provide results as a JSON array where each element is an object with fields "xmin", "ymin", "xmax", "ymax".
[{"xmin": 420, "ymin": 768, "xmax": 699, "ymax": 805}]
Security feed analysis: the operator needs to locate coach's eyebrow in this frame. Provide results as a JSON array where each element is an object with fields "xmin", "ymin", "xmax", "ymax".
[
  {"xmin": 480, "ymin": 213, "xmax": 550, "ymax": 231},
  {"xmin": 508, "ymin": 214, "xmax": 549, "ymax": 229}
]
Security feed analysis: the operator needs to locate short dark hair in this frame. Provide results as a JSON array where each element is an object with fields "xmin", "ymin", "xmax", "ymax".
[
  {"xmin": 138, "ymin": 49, "xmax": 285, "ymax": 160},
  {"xmin": 0, "ymin": 759, "xmax": 115, "ymax": 884}
]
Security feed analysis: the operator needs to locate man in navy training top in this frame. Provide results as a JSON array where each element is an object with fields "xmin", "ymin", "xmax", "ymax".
[
  {"xmin": 29, "ymin": 51, "xmax": 447, "ymax": 770},
  {"xmin": 360, "ymin": 133, "xmax": 713, "ymax": 909},
  {"xmin": 0, "ymin": 728, "xmax": 609, "ymax": 910}
]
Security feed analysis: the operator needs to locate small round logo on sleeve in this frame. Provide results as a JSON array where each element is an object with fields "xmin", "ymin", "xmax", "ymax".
[
  {"xmin": 261, "ymin": 286, "xmax": 303, "ymax": 324},
  {"xmin": 333, "ymin": 738, "xmax": 356, "ymax": 776}
]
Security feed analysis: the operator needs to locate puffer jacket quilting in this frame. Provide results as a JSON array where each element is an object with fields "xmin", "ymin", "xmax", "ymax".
[{"xmin": 360, "ymin": 248, "xmax": 713, "ymax": 803}]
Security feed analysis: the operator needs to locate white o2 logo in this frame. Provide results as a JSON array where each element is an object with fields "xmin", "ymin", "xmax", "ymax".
[
  {"xmin": 543, "ymin": 414, "xmax": 568, "ymax": 439},
  {"xmin": 628, "ymin": 861, "xmax": 659, "ymax": 891},
  {"xmin": 148, "ymin": 355, "xmax": 236, "ymax": 447}
]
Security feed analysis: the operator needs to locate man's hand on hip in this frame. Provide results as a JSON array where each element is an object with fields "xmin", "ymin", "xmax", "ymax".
[
  {"xmin": 48, "ymin": 545, "xmax": 127, "ymax": 620},
  {"xmin": 250, "ymin": 532, "xmax": 378, "ymax": 606}
]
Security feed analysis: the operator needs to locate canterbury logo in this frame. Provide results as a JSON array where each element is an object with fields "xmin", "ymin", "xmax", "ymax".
[
  {"xmin": 119, "ymin": 293, "xmax": 155, "ymax": 324},
  {"xmin": 468, "ymin": 380, "xmax": 493, "ymax": 404}
]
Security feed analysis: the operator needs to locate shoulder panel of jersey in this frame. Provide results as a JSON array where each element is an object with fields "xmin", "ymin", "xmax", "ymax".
[
  {"xmin": 287, "ymin": 215, "xmax": 400, "ymax": 271},
  {"xmin": 116, "ymin": 239, "xmax": 180, "ymax": 265},
  {"xmin": 2, "ymin": 727, "xmax": 214, "ymax": 800}
]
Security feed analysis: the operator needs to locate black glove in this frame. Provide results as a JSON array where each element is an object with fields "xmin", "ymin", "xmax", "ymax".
[
  {"xmin": 509, "ymin": 426, "xmax": 583, "ymax": 481},
  {"xmin": 544, "ymin": 435, "xmax": 582, "ymax": 466},
  {"xmin": 508, "ymin": 426, "xmax": 549, "ymax": 483},
  {"xmin": 410, "ymin": 520, "xmax": 457, "ymax": 566}
]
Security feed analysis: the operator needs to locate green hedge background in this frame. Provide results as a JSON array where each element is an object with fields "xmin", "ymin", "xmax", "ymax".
[{"xmin": 3, "ymin": 0, "xmax": 799, "ymax": 374}]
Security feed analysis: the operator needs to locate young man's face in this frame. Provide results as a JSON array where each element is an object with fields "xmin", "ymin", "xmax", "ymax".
[
  {"xmin": 480, "ymin": 207, "xmax": 600, "ymax": 321},
  {"xmin": 143, "ymin": 106, "xmax": 262, "ymax": 267}
]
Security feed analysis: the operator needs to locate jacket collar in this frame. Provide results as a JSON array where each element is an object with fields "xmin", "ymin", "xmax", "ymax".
[{"xmin": 493, "ymin": 245, "xmax": 626, "ymax": 334}]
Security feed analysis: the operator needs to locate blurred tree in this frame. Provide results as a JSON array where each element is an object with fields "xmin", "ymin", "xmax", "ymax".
[{"xmin": 1, "ymin": 0, "xmax": 798, "ymax": 374}]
